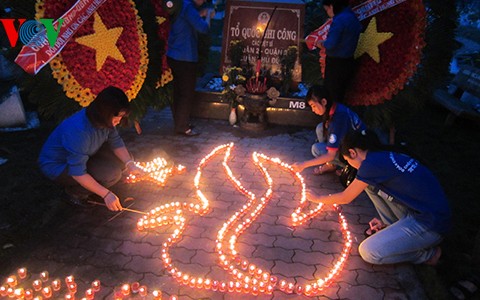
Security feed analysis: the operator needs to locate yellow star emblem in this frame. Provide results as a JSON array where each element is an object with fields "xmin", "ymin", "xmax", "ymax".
[
  {"xmin": 354, "ymin": 17, "xmax": 393, "ymax": 63},
  {"xmin": 75, "ymin": 12, "xmax": 125, "ymax": 71}
]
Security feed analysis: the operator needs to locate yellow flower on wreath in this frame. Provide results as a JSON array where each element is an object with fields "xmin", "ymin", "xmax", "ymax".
[{"xmin": 156, "ymin": 68, "xmax": 173, "ymax": 88}]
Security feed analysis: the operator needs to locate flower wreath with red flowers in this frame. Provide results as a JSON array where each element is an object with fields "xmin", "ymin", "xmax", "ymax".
[
  {"xmin": 319, "ymin": 0, "xmax": 426, "ymax": 106},
  {"xmin": 36, "ymin": 0, "xmax": 149, "ymax": 107},
  {"xmin": 149, "ymin": 0, "xmax": 174, "ymax": 88}
]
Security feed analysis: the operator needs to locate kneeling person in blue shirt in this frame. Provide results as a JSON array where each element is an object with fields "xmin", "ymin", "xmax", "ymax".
[
  {"xmin": 293, "ymin": 85, "xmax": 365, "ymax": 175},
  {"xmin": 38, "ymin": 86, "xmax": 144, "ymax": 211},
  {"xmin": 307, "ymin": 129, "xmax": 451, "ymax": 265}
]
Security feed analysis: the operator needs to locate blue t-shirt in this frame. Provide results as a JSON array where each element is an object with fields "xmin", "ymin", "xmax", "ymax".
[
  {"xmin": 38, "ymin": 109, "xmax": 125, "ymax": 180},
  {"xmin": 356, "ymin": 151, "xmax": 451, "ymax": 234},
  {"xmin": 326, "ymin": 103, "xmax": 365, "ymax": 150},
  {"xmin": 167, "ymin": 0, "xmax": 210, "ymax": 62},
  {"xmin": 323, "ymin": 7, "xmax": 362, "ymax": 58}
]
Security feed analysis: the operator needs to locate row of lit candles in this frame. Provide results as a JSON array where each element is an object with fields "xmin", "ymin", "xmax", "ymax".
[
  {"xmin": 1, "ymin": 270, "xmax": 100, "ymax": 300},
  {"xmin": 215, "ymin": 149, "xmax": 353, "ymax": 296},
  {"xmin": 124, "ymin": 157, "xmax": 185, "ymax": 187},
  {"xmin": 1, "ymin": 269, "xmax": 180, "ymax": 299},
  {"xmin": 134, "ymin": 143, "xmax": 353, "ymax": 297},
  {"xmin": 114, "ymin": 282, "xmax": 177, "ymax": 300}
]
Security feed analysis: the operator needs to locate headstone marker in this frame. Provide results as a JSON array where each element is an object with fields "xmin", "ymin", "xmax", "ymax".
[{"xmin": 221, "ymin": 0, "xmax": 305, "ymax": 80}]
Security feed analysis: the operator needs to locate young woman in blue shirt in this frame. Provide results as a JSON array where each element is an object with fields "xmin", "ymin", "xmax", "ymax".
[
  {"xmin": 293, "ymin": 85, "xmax": 365, "ymax": 175},
  {"xmin": 39, "ymin": 86, "xmax": 144, "ymax": 211},
  {"xmin": 307, "ymin": 129, "xmax": 451, "ymax": 265}
]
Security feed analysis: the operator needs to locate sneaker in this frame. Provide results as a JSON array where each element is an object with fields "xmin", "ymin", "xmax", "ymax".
[{"xmin": 178, "ymin": 128, "xmax": 200, "ymax": 136}]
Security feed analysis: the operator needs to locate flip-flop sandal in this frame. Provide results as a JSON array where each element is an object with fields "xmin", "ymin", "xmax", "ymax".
[{"xmin": 449, "ymin": 275, "xmax": 480, "ymax": 300}]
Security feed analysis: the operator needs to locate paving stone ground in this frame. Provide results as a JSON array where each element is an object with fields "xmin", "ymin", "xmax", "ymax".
[{"xmin": 0, "ymin": 109, "xmax": 428, "ymax": 299}]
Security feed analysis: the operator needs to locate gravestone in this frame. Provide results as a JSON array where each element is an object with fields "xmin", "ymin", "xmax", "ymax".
[
  {"xmin": 193, "ymin": 0, "xmax": 319, "ymax": 127},
  {"xmin": 221, "ymin": 0, "xmax": 304, "ymax": 79}
]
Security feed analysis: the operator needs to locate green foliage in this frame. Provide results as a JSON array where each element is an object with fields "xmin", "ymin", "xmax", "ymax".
[
  {"xmin": 221, "ymin": 66, "xmax": 247, "ymax": 108},
  {"xmin": 280, "ymin": 46, "xmax": 298, "ymax": 95},
  {"xmin": 227, "ymin": 40, "xmax": 245, "ymax": 68},
  {"xmin": 301, "ymin": 0, "xmax": 327, "ymax": 86}
]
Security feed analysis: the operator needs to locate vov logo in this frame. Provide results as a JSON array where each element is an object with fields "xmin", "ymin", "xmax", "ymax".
[{"xmin": 0, "ymin": 19, "xmax": 64, "ymax": 48}]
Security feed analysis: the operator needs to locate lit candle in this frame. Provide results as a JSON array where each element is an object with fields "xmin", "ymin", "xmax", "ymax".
[
  {"xmin": 6, "ymin": 275, "xmax": 17, "ymax": 287},
  {"xmin": 266, "ymin": 285, "xmax": 274, "ymax": 294},
  {"xmin": 286, "ymin": 282, "xmax": 294, "ymax": 294},
  {"xmin": 32, "ymin": 279, "xmax": 42, "ymax": 291},
  {"xmin": 131, "ymin": 282, "xmax": 140, "ymax": 294},
  {"xmin": 152, "ymin": 290, "xmax": 162, "ymax": 300},
  {"xmin": 219, "ymin": 282, "xmax": 227, "ymax": 292},
  {"xmin": 234, "ymin": 282, "xmax": 241, "ymax": 293},
  {"xmin": 24, "ymin": 289, "xmax": 33, "ymax": 300},
  {"xmin": 211, "ymin": 280, "xmax": 219, "ymax": 291},
  {"xmin": 241, "ymin": 261, "xmax": 248, "ymax": 270},
  {"xmin": 68, "ymin": 283, "xmax": 77, "ymax": 294},
  {"xmin": 113, "ymin": 291, "xmax": 123, "ymax": 300},
  {"xmin": 295, "ymin": 284, "xmax": 303, "ymax": 295},
  {"xmin": 40, "ymin": 271, "xmax": 49, "ymax": 282},
  {"xmin": 204, "ymin": 279, "xmax": 211, "ymax": 290},
  {"xmin": 91, "ymin": 280, "xmax": 101, "ymax": 292},
  {"xmin": 138, "ymin": 286, "xmax": 147, "ymax": 297},
  {"xmin": 64, "ymin": 293, "xmax": 74, "ymax": 300},
  {"xmin": 6, "ymin": 287, "xmax": 14, "ymax": 297},
  {"xmin": 42, "ymin": 286, "xmax": 52, "ymax": 298},
  {"xmin": 84, "ymin": 288, "xmax": 94, "ymax": 300},
  {"xmin": 196, "ymin": 278, "xmax": 204, "ymax": 289},
  {"xmin": 65, "ymin": 276, "xmax": 75, "ymax": 285},
  {"xmin": 279, "ymin": 280, "xmax": 287, "ymax": 291},
  {"xmin": 0, "ymin": 285, "xmax": 8, "ymax": 297},
  {"xmin": 121, "ymin": 284, "xmax": 130, "ymax": 296},
  {"xmin": 14, "ymin": 288, "xmax": 24, "ymax": 298},
  {"xmin": 17, "ymin": 268, "xmax": 27, "ymax": 279},
  {"xmin": 304, "ymin": 284, "xmax": 313, "ymax": 296},
  {"xmin": 51, "ymin": 279, "xmax": 61, "ymax": 291},
  {"xmin": 188, "ymin": 278, "xmax": 196, "ymax": 288}
]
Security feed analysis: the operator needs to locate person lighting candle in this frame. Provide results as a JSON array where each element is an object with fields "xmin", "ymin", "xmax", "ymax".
[
  {"xmin": 38, "ymin": 86, "xmax": 145, "ymax": 211},
  {"xmin": 306, "ymin": 129, "xmax": 451, "ymax": 265}
]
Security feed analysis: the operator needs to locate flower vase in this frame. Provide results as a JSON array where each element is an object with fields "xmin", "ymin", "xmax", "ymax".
[{"xmin": 229, "ymin": 107, "xmax": 237, "ymax": 125}]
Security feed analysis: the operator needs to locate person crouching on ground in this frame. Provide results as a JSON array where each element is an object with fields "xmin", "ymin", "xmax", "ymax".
[
  {"xmin": 307, "ymin": 129, "xmax": 451, "ymax": 265},
  {"xmin": 292, "ymin": 85, "xmax": 365, "ymax": 175},
  {"xmin": 38, "ymin": 86, "xmax": 144, "ymax": 211}
]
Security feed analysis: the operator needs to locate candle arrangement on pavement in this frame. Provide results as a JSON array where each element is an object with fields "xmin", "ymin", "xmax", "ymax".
[
  {"xmin": 2, "ymin": 143, "xmax": 352, "ymax": 298},
  {"xmin": 135, "ymin": 143, "xmax": 352, "ymax": 297}
]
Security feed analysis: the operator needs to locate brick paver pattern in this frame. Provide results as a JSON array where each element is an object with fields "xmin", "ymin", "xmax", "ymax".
[{"xmin": 1, "ymin": 109, "xmax": 427, "ymax": 300}]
